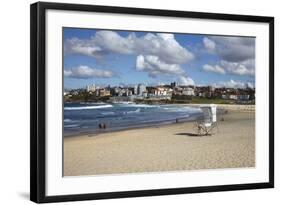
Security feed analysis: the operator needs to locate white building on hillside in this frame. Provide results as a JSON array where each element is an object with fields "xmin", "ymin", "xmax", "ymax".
[
  {"xmin": 134, "ymin": 85, "xmax": 138, "ymax": 95},
  {"xmin": 86, "ymin": 84, "xmax": 96, "ymax": 92},
  {"xmin": 138, "ymin": 84, "xmax": 146, "ymax": 96},
  {"xmin": 182, "ymin": 87, "xmax": 195, "ymax": 96}
]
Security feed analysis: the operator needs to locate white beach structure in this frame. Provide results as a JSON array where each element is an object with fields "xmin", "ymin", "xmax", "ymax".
[{"xmin": 194, "ymin": 104, "xmax": 218, "ymax": 135}]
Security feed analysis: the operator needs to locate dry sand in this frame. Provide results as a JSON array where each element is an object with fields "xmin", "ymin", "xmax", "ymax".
[{"xmin": 64, "ymin": 107, "xmax": 255, "ymax": 176}]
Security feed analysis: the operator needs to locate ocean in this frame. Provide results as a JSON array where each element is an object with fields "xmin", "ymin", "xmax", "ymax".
[{"xmin": 64, "ymin": 102, "xmax": 203, "ymax": 136}]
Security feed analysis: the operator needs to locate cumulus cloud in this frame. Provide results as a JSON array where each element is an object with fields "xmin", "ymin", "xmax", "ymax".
[
  {"xmin": 203, "ymin": 59, "xmax": 254, "ymax": 76},
  {"xmin": 136, "ymin": 55, "xmax": 184, "ymax": 77},
  {"xmin": 246, "ymin": 82, "xmax": 255, "ymax": 89},
  {"xmin": 178, "ymin": 76, "xmax": 195, "ymax": 85},
  {"xmin": 93, "ymin": 31, "xmax": 135, "ymax": 55},
  {"xmin": 203, "ymin": 64, "xmax": 225, "ymax": 74},
  {"xmin": 64, "ymin": 65, "xmax": 113, "ymax": 79},
  {"xmin": 203, "ymin": 37, "xmax": 216, "ymax": 52},
  {"xmin": 202, "ymin": 36, "xmax": 255, "ymax": 77},
  {"xmin": 214, "ymin": 79, "xmax": 254, "ymax": 88},
  {"xmin": 65, "ymin": 31, "xmax": 194, "ymax": 64},
  {"xmin": 136, "ymin": 55, "xmax": 194, "ymax": 85},
  {"xmin": 220, "ymin": 60, "xmax": 255, "ymax": 76},
  {"xmin": 65, "ymin": 31, "xmax": 198, "ymax": 83},
  {"xmin": 64, "ymin": 38, "xmax": 106, "ymax": 58},
  {"xmin": 204, "ymin": 36, "xmax": 255, "ymax": 62}
]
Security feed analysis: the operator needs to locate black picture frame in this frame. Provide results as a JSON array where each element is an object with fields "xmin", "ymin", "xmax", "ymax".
[{"xmin": 30, "ymin": 2, "xmax": 274, "ymax": 203}]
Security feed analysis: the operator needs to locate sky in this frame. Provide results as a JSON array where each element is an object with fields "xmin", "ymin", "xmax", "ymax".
[{"xmin": 63, "ymin": 28, "xmax": 255, "ymax": 89}]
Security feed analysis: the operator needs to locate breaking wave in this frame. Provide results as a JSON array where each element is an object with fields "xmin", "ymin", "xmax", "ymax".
[
  {"xmin": 64, "ymin": 104, "xmax": 113, "ymax": 110},
  {"xmin": 101, "ymin": 111, "xmax": 116, "ymax": 115},
  {"xmin": 124, "ymin": 108, "xmax": 141, "ymax": 114},
  {"xmin": 124, "ymin": 104, "xmax": 159, "ymax": 108}
]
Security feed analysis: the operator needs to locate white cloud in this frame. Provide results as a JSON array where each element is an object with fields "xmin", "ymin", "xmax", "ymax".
[
  {"xmin": 221, "ymin": 60, "xmax": 255, "ymax": 76},
  {"xmin": 214, "ymin": 79, "xmax": 254, "ymax": 88},
  {"xmin": 204, "ymin": 36, "xmax": 255, "ymax": 62},
  {"xmin": 93, "ymin": 31, "xmax": 135, "ymax": 55},
  {"xmin": 203, "ymin": 64, "xmax": 225, "ymax": 74},
  {"xmin": 64, "ymin": 38, "xmax": 105, "ymax": 58},
  {"xmin": 65, "ymin": 31, "xmax": 194, "ymax": 64},
  {"xmin": 202, "ymin": 36, "xmax": 255, "ymax": 77},
  {"xmin": 136, "ymin": 55, "xmax": 184, "ymax": 77},
  {"xmin": 137, "ymin": 33, "xmax": 194, "ymax": 64},
  {"xmin": 64, "ymin": 65, "xmax": 113, "ymax": 79},
  {"xmin": 203, "ymin": 59, "xmax": 254, "ymax": 76},
  {"xmin": 65, "ymin": 31, "xmax": 198, "ymax": 83},
  {"xmin": 178, "ymin": 76, "xmax": 195, "ymax": 86},
  {"xmin": 135, "ymin": 55, "xmax": 194, "ymax": 85},
  {"xmin": 203, "ymin": 37, "xmax": 216, "ymax": 52},
  {"xmin": 245, "ymin": 82, "xmax": 254, "ymax": 89}
]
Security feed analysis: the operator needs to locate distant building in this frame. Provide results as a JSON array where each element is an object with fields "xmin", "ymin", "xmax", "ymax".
[
  {"xmin": 113, "ymin": 87, "xmax": 120, "ymax": 96},
  {"xmin": 125, "ymin": 88, "xmax": 133, "ymax": 96},
  {"xmin": 171, "ymin": 81, "xmax": 179, "ymax": 88},
  {"xmin": 134, "ymin": 85, "xmax": 138, "ymax": 95},
  {"xmin": 238, "ymin": 94, "xmax": 250, "ymax": 101},
  {"xmin": 182, "ymin": 87, "xmax": 195, "ymax": 96},
  {"xmin": 86, "ymin": 84, "xmax": 96, "ymax": 92},
  {"xmin": 208, "ymin": 86, "xmax": 215, "ymax": 92},
  {"xmin": 137, "ymin": 84, "xmax": 146, "ymax": 96},
  {"xmin": 95, "ymin": 89, "xmax": 99, "ymax": 97},
  {"xmin": 155, "ymin": 87, "xmax": 166, "ymax": 96},
  {"xmin": 142, "ymin": 91, "xmax": 148, "ymax": 98},
  {"xmin": 229, "ymin": 94, "xmax": 238, "ymax": 100},
  {"xmin": 99, "ymin": 89, "xmax": 110, "ymax": 97},
  {"xmin": 221, "ymin": 94, "xmax": 228, "ymax": 99},
  {"xmin": 117, "ymin": 89, "xmax": 125, "ymax": 96},
  {"xmin": 152, "ymin": 87, "xmax": 173, "ymax": 96},
  {"xmin": 206, "ymin": 86, "xmax": 215, "ymax": 98}
]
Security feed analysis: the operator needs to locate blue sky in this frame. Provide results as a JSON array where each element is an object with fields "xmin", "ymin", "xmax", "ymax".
[{"xmin": 63, "ymin": 28, "xmax": 255, "ymax": 89}]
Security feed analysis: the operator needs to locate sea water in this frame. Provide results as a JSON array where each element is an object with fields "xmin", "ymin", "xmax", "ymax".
[{"xmin": 64, "ymin": 102, "xmax": 203, "ymax": 136}]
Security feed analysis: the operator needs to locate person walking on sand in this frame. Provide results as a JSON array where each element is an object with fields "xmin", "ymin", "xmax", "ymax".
[{"xmin": 99, "ymin": 123, "xmax": 107, "ymax": 130}]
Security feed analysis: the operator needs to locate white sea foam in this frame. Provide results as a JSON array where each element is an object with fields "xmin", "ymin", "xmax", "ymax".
[
  {"xmin": 113, "ymin": 101, "xmax": 133, "ymax": 105},
  {"xmin": 125, "ymin": 108, "xmax": 141, "ymax": 114},
  {"xmin": 125, "ymin": 104, "xmax": 159, "ymax": 108},
  {"xmin": 163, "ymin": 106, "xmax": 201, "ymax": 113},
  {"xmin": 80, "ymin": 102, "xmax": 106, "ymax": 105},
  {"xmin": 101, "ymin": 111, "xmax": 115, "ymax": 115},
  {"xmin": 64, "ymin": 104, "xmax": 113, "ymax": 110},
  {"xmin": 64, "ymin": 124, "xmax": 79, "ymax": 128}
]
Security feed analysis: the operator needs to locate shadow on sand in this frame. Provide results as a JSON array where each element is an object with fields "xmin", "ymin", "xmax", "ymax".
[{"xmin": 175, "ymin": 132, "xmax": 210, "ymax": 137}]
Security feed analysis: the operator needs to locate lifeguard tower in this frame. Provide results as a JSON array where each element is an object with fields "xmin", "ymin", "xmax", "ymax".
[{"xmin": 193, "ymin": 104, "xmax": 218, "ymax": 135}]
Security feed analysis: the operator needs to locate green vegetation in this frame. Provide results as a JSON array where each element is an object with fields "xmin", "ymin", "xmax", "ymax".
[{"xmin": 64, "ymin": 91, "xmax": 110, "ymax": 102}]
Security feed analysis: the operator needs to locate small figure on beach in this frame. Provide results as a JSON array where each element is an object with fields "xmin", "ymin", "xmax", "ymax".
[
  {"xmin": 99, "ymin": 123, "xmax": 107, "ymax": 130},
  {"xmin": 176, "ymin": 118, "xmax": 179, "ymax": 123}
]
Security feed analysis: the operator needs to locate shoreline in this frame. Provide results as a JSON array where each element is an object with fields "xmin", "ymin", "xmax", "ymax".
[
  {"xmin": 64, "ymin": 104, "xmax": 255, "ymax": 138},
  {"xmin": 64, "ymin": 113, "xmax": 201, "ymax": 138},
  {"xmin": 65, "ymin": 116, "xmax": 198, "ymax": 138}
]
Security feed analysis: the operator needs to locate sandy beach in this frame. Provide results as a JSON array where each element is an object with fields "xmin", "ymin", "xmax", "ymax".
[{"xmin": 64, "ymin": 105, "xmax": 255, "ymax": 176}]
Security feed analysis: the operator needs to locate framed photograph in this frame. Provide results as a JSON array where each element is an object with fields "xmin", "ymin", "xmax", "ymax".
[{"xmin": 30, "ymin": 2, "xmax": 274, "ymax": 203}]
